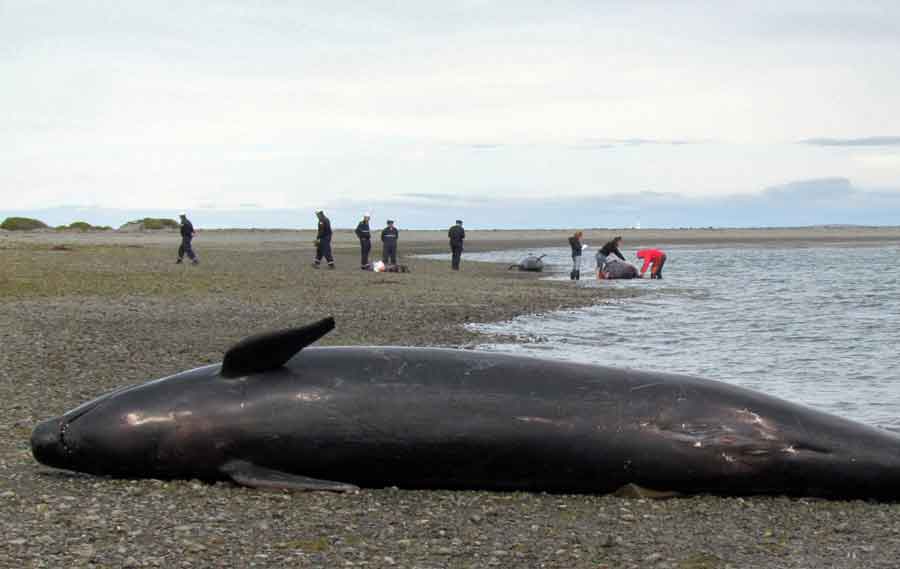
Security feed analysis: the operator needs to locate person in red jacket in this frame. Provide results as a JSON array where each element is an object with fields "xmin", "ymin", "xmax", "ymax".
[{"xmin": 637, "ymin": 248, "xmax": 667, "ymax": 279}]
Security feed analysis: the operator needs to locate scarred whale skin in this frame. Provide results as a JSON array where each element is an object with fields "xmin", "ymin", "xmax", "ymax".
[{"xmin": 31, "ymin": 319, "xmax": 900, "ymax": 499}]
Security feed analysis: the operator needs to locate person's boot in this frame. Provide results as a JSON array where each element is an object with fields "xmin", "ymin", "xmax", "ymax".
[
  {"xmin": 176, "ymin": 258, "xmax": 183, "ymax": 264},
  {"xmin": 575, "ymin": 270, "xmax": 580, "ymax": 281},
  {"xmin": 569, "ymin": 270, "xmax": 575, "ymax": 280},
  {"xmin": 191, "ymin": 259, "xmax": 199, "ymax": 265},
  {"xmin": 327, "ymin": 263, "xmax": 335, "ymax": 270}
]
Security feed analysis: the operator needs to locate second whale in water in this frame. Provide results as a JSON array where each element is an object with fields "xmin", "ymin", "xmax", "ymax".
[{"xmin": 30, "ymin": 317, "xmax": 900, "ymax": 499}]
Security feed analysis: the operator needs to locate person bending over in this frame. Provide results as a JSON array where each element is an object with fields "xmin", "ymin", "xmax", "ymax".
[
  {"xmin": 596, "ymin": 236, "xmax": 625, "ymax": 277},
  {"xmin": 637, "ymin": 248, "xmax": 667, "ymax": 279}
]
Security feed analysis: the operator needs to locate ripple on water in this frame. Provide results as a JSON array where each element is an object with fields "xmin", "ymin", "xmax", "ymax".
[{"xmin": 464, "ymin": 244, "xmax": 900, "ymax": 429}]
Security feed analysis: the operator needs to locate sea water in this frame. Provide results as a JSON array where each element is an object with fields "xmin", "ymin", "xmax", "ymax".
[{"xmin": 424, "ymin": 243, "xmax": 900, "ymax": 430}]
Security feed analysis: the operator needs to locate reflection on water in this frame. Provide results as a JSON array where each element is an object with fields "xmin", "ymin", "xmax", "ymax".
[{"xmin": 441, "ymin": 244, "xmax": 900, "ymax": 430}]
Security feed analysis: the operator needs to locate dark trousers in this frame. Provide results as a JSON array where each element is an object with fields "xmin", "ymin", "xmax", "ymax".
[
  {"xmin": 315, "ymin": 238, "xmax": 334, "ymax": 265},
  {"xmin": 450, "ymin": 244, "xmax": 463, "ymax": 270},
  {"xmin": 651, "ymin": 254, "xmax": 666, "ymax": 279},
  {"xmin": 178, "ymin": 237, "xmax": 197, "ymax": 261},
  {"xmin": 360, "ymin": 239, "xmax": 371, "ymax": 267},
  {"xmin": 570, "ymin": 254, "xmax": 582, "ymax": 280},
  {"xmin": 382, "ymin": 243, "xmax": 397, "ymax": 265}
]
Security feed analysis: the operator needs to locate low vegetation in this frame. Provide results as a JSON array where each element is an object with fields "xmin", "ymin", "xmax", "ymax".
[
  {"xmin": 55, "ymin": 221, "xmax": 112, "ymax": 231},
  {"xmin": 1, "ymin": 217, "xmax": 48, "ymax": 231},
  {"xmin": 121, "ymin": 217, "xmax": 180, "ymax": 231}
]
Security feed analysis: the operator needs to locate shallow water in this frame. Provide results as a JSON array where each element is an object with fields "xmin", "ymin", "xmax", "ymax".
[{"xmin": 427, "ymin": 243, "xmax": 900, "ymax": 430}]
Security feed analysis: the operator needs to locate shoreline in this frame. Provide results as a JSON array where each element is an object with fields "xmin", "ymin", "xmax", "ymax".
[
  {"xmin": 2, "ymin": 231, "xmax": 899, "ymax": 568},
  {"xmin": 3, "ymin": 225, "xmax": 900, "ymax": 254}
]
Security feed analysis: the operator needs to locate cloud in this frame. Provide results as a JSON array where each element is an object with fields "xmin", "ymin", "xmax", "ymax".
[
  {"xmin": 465, "ymin": 143, "xmax": 506, "ymax": 151},
  {"xmin": 761, "ymin": 177, "xmax": 855, "ymax": 200},
  {"xmin": 801, "ymin": 137, "xmax": 900, "ymax": 147},
  {"xmin": 570, "ymin": 138, "xmax": 700, "ymax": 149},
  {"xmin": 615, "ymin": 138, "xmax": 695, "ymax": 146},
  {"xmin": 393, "ymin": 193, "xmax": 469, "ymax": 202},
  {"xmin": 4, "ymin": 178, "xmax": 899, "ymax": 230}
]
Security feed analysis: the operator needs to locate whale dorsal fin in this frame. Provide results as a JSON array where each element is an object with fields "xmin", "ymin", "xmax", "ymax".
[{"xmin": 220, "ymin": 317, "xmax": 335, "ymax": 378}]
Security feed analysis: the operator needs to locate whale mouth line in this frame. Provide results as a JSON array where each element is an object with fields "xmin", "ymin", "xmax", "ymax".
[
  {"xmin": 59, "ymin": 420, "xmax": 74, "ymax": 457},
  {"xmin": 57, "ymin": 397, "xmax": 107, "ymax": 458}
]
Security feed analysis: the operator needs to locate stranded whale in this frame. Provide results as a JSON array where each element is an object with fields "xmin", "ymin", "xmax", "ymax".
[
  {"xmin": 509, "ymin": 254, "xmax": 545, "ymax": 272},
  {"xmin": 31, "ymin": 317, "xmax": 900, "ymax": 499}
]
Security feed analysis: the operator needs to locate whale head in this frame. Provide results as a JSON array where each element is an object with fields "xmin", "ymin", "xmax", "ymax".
[
  {"xmin": 31, "ymin": 365, "xmax": 225, "ymax": 478},
  {"xmin": 31, "ymin": 318, "xmax": 335, "ymax": 480}
]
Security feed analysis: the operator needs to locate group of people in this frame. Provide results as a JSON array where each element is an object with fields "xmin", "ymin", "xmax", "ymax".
[
  {"xmin": 313, "ymin": 211, "xmax": 467, "ymax": 271},
  {"xmin": 176, "ymin": 212, "xmax": 666, "ymax": 280},
  {"xmin": 568, "ymin": 233, "xmax": 666, "ymax": 281}
]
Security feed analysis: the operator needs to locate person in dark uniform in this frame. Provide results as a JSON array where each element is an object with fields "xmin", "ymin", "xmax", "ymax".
[
  {"xmin": 568, "ymin": 230, "xmax": 583, "ymax": 280},
  {"xmin": 381, "ymin": 219, "xmax": 399, "ymax": 265},
  {"xmin": 448, "ymin": 219, "xmax": 465, "ymax": 270},
  {"xmin": 595, "ymin": 236, "xmax": 625, "ymax": 276},
  {"xmin": 312, "ymin": 210, "xmax": 335, "ymax": 269},
  {"xmin": 355, "ymin": 213, "xmax": 372, "ymax": 269},
  {"xmin": 176, "ymin": 213, "xmax": 199, "ymax": 265}
]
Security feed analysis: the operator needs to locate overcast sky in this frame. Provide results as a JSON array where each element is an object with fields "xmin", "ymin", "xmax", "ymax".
[{"xmin": 2, "ymin": 1, "xmax": 899, "ymax": 227}]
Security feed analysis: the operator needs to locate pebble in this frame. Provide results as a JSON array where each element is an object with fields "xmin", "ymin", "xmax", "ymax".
[{"xmin": 5, "ymin": 232, "xmax": 900, "ymax": 569}]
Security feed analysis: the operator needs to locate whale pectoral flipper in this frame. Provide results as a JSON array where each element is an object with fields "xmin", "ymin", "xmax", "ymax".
[
  {"xmin": 220, "ymin": 317, "xmax": 336, "ymax": 378},
  {"xmin": 612, "ymin": 483, "xmax": 682, "ymax": 499},
  {"xmin": 221, "ymin": 460, "xmax": 359, "ymax": 492}
]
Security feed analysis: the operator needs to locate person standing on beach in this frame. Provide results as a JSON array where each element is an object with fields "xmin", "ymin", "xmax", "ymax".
[
  {"xmin": 355, "ymin": 213, "xmax": 372, "ymax": 269},
  {"xmin": 448, "ymin": 219, "xmax": 465, "ymax": 270},
  {"xmin": 312, "ymin": 210, "xmax": 335, "ymax": 269},
  {"xmin": 176, "ymin": 213, "xmax": 199, "ymax": 265},
  {"xmin": 568, "ymin": 231, "xmax": 584, "ymax": 280},
  {"xmin": 637, "ymin": 248, "xmax": 667, "ymax": 279},
  {"xmin": 596, "ymin": 236, "xmax": 625, "ymax": 276},
  {"xmin": 381, "ymin": 219, "xmax": 399, "ymax": 266}
]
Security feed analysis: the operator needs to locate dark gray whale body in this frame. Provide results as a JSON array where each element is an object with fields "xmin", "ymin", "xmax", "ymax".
[
  {"xmin": 31, "ymin": 318, "xmax": 900, "ymax": 499},
  {"xmin": 510, "ymin": 254, "xmax": 545, "ymax": 272}
]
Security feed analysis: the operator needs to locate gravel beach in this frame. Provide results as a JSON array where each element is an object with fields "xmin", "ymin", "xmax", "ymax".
[{"xmin": 2, "ymin": 227, "xmax": 900, "ymax": 569}]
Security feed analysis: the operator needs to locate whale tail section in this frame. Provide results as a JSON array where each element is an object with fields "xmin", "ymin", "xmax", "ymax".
[{"xmin": 220, "ymin": 317, "xmax": 335, "ymax": 378}]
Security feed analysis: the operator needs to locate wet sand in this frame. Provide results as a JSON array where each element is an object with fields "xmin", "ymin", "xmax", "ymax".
[{"xmin": 2, "ymin": 228, "xmax": 899, "ymax": 568}]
